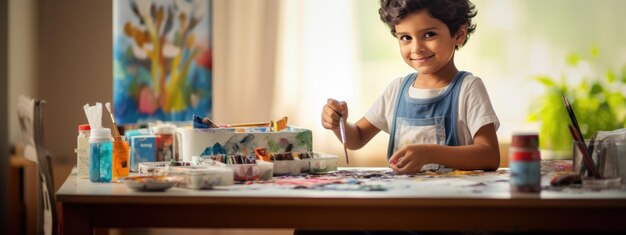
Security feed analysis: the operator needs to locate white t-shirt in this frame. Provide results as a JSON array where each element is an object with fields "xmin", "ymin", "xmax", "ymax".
[{"xmin": 364, "ymin": 74, "xmax": 499, "ymax": 145}]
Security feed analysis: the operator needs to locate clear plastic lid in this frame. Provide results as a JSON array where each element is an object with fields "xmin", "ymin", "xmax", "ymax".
[{"xmin": 89, "ymin": 128, "xmax": 113, "ymax": 142}]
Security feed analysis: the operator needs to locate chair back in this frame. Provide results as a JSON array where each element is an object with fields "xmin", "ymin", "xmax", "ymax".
[{"xmin": 17, "ymin": 96, "xmax": 57, "ymax": 235}]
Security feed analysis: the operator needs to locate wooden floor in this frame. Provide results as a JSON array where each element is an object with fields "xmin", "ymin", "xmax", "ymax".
[{"xmin": 108, "ymin": 229, "xmax": 293, "ymax": 235}]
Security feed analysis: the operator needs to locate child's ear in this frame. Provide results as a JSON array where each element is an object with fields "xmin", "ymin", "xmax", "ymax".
[{"xmin": 455, "ymin": 24, "xmax": 468, "ymax": 48}]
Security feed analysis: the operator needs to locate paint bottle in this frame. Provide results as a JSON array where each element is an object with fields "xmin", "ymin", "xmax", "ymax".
[
  {"xmin": 509, "ymin": 132, "xmax": 541, "ymax": 193},
  {"xmin": 112, "ymin": 136, "xmax": 130, "ymax": 180},
  {"xmin": 89, "ymin": 128, "xmax": 113, "ymax": 183},
  {"xmin": 75, "ymin": 124, "xmax": 91, "ymax": 179},
  {"xmin": 152, "ymin": 124, "xmax": 175, "ymax": 162}
]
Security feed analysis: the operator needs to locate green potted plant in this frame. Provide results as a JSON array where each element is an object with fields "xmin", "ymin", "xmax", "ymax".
[{"xmin": 528, "ymin": 47, "xmax": 626, "ymax": 159}]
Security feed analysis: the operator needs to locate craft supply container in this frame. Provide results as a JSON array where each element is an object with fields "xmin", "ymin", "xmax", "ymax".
[
  {"xmin": 509, "ymin": 132, "xmax": 541, "ymax": 193},
  {"xmin": 308, "ymin": 153, "xmax": 339, "ymax": 173},
  {"xmin": 89, "ymin": 128, "xmax": 113, "ymax": 183},
  {"xmin": 138, "ymin": 161, "xmax": 193, "ymax": 176},
  {"xmin": 272, "ymin": 160, "xmax": 304, "ymax": 176},
  {"xmin": 159, "ymin": 166, "xmax": 234, "ymax": 189},
  {"xmin": 573, "ymin": 139, "xmax": 624, "ymax": 188},
  {"xmin": 130, "ymin": 135, "xmax": 158, "ymax": 172},
  {"xmin": 76, "ymin": 124, "xmax": 91, "ymax": 179},
  {"xmin": 177, "ymin": 126, "xmax": 312, "ymax": 162},
  {"xmin": 228, "ymin": 161, "xmax": 274, "ymax": 181}
]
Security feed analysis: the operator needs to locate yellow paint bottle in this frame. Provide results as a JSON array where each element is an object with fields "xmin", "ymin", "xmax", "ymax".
[{"xmin": 112, "ymin": 136, "xmax": 130, "ymax": 180}]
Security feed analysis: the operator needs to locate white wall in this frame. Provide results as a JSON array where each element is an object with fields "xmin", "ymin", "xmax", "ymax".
[
  {"xmin": 32, "ymin": 0, "xmax": 279, "ymax": 161},
  {"xmin": 37, "ymin": 0, "xmax": 113, "ymax": 160}
]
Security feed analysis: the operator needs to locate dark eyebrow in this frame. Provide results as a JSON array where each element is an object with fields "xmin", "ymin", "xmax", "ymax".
[
  {"xmin": 395, "ymin": 27, "xmax": 440, "ymax": 35},
  {"xmin": 419, "ymin": 27, "xmax": 439, "ymax": 32}
]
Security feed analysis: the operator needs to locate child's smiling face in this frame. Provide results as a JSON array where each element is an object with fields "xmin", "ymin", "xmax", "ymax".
[{"xmin": 394, "ymin": 9, "xmax": 466, "ymax": 76}]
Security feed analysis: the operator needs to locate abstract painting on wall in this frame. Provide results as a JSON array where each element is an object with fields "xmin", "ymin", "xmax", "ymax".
[{"xmin": 113, "ymin": 0, "xmax": 212, "ymax": 124}]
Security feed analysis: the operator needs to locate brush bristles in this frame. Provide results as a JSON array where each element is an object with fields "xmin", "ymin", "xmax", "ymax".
[
  {"xmin": 105, "ymin": 102, "xmax": 112, "ymax": 114},
  {"xmin": 105, "ymin": 102, "xmax": 120, "ymax": 137}
]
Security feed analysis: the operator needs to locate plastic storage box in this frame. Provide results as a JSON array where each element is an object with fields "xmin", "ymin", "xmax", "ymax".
[
  {"xmin": 307, "ymin": 152, "xmax": 339, "ymax": 173},
  {"xmin": 177, "ymin": 126, "xmax": 312, "ymax": 162},
  {"xmin": 192, "ymin": 156, "xmax": 274, "ymax": 181},
  {"xmin": 138, "ymin": 161, "xmax": 192, "ymax": 176},
  {"xmin": 228, "ymin": 161, "xmax": 274, "ymax": 181},
  {"xmin": 159, "ymin": 166, "xmax": 234, "ymax": 189}
]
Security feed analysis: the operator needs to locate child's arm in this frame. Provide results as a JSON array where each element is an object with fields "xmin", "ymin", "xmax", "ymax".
[
  {"xmin": 321, "ymin": 99, "xmax": 381, "ymax": 150},
  {"xmin": 389, "ymin": 123, "xmax": 500, "ymax": 174}
]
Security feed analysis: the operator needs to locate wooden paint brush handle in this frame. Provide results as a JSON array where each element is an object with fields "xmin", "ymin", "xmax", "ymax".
[{"xmin": 224, "ymin": 122, "xmax": 270, "ymax": 128}]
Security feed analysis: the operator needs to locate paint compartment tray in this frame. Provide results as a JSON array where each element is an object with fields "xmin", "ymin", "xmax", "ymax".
[
  {"xmin": 138, "ymin": 161, "xmax": 193, "ymax": 176},
  {"xmin": 306, "ymin": 152, "xmax": 339, "ymax": 173},
  {"xmin": 192, "ymin": 156, "xmax": 274, "ymax": 181},
  {"xmin": 272, "ymin": 160, "xmax": 305, "ymax": 176},
  {"xmin": 158, "ymin": 166, "xmax": 234, "ymax": 189},
  {"xmin": 269, "ymin": 152, "xmax": 338, "ymax": 175},
  {"xmin": 228, "ymin": 161, "xmax": 274, "ymax": 181}
]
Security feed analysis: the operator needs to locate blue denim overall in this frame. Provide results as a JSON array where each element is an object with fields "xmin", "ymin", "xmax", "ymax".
[{"xmin": 387, "ymin": 71, "xmax": 468, "ymax": 161}]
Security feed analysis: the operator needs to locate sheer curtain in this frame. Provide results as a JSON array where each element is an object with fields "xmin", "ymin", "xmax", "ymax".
[
  {"xmin": 213, "ymin": 0, "xmax": 280, "ymax": 124},
  {"xmin": 273, "ymin": 0, "xmax": 364, "ymax": 165},
  {"xmin": 216, "ymin": 0, "xmax": 387, "ymax": 166}
]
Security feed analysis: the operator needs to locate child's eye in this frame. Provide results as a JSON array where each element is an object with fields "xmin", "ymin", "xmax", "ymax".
[
  {"xmin": 399, "ymin": 35, "xmax": 412, "ymax": 41},
  {"xmin": 424, "ymin": 32, "xmax": 437, "ymax": 38}
]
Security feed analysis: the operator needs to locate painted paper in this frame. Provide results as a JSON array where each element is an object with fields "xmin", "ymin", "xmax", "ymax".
[{"xmin": 113, "ymin": 0, "xmax": 212, "ymax": 124}]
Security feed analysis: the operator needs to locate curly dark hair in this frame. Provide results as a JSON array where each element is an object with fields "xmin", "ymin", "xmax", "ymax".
[{"xmin": 378, "ymin": 0, "xmax": 477, "ymax": 47}]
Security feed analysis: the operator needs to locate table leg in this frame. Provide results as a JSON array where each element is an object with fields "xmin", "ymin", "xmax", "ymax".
[{"xmin": 60, "ymin": 202, "xmax": 92, "ymax": 235}]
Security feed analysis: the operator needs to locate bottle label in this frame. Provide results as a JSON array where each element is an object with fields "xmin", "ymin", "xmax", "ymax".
[{"xmin": 510, "ymin": 161, "xmax": 541, "ymax": 189}]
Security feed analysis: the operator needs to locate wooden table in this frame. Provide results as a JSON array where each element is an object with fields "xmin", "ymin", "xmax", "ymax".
[{"xmin": 57, "ymin": 167, "xmax": 626, "ymax": 234}]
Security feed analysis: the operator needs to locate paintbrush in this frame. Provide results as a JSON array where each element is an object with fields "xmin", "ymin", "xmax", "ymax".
[
  {"xmin": 329, "ymin": 102, "xmax": 349, "ymax": 165},
  {"xmin": 339, "ymin": 115, "xmax": 349, "ymax": 165},
  {"xmin": 561, "ymin": 93, "xmax": 586, "ymax": 146},
  {"xmin": 568, "ymin": 124, "xmax": 599, "ymax": 178},
  {"xmin": 105, "ymin": 102, "xmax": 121, "ymax": 138},
  {"xmin": 581, "ymin": 132, "xmax": 599, "ymax": 175},
  {"xmin": 222, "ymin": 122, "xmax": 271, "ymax": 128},
  {"xmin": 561, "ymin": 93, "xmax": 599, "ymax": 178}
]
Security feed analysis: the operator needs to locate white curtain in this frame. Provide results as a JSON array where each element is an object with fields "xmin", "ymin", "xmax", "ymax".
[
  {"xmin": 215, "ymin": 0, "xmax": 388, "ymax": 166},
  {"xmin": 273, "ymin": 0, "xmax": 359, "ymax": 164},
  {"xmin": 213, "ymin": 0, "xmax": 280, "ymax": 124}
]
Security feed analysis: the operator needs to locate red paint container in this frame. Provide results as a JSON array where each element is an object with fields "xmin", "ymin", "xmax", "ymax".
[{"xmin": 509, "ymin": 132, "xmax": 541, "ymax": 193}]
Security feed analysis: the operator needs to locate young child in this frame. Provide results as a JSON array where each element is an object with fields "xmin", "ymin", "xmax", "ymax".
[{"xmin": 321, "ymin": 0, "xmax": 500, "ymax": 175}]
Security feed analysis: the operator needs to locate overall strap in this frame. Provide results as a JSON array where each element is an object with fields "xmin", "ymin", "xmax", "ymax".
[
  {"xmin": 446, "ymin": 71, "xmax": 469, "ymax": 146},
  {"xmin": 386, "ymin": 73, "xmax": 417, "ymax": 161}
]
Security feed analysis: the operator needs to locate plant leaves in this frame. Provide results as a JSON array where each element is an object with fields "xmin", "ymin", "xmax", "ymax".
[
  {"xmin": 534, "ymin": 76, "xmax": 557, "ymax": 87},
  {"xmin": 621, "ymin": 65, "xmax": 626, "ymax": 84},
  {"xmin": 607, "ymin": 69, "xmax": 616, "ymax": 83},
  {"xmin": 590, "ymin": 46, "xmax": 599, "ymax": 59},
  {"xmin": 590, "ymin": 82, "xmax": 603, "ymax": 95},
  {"xmin": 566, "ymin": 53, "xmax": 580, "ymax": 66}
]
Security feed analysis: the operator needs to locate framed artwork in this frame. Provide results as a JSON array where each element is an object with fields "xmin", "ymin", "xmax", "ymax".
[{"xmin": 113, "ymin": 0, "xmax": 212, "ymax": 124}]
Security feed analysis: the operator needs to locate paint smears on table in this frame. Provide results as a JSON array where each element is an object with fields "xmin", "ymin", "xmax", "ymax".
[{"xmin": 247, "ymin": 169, "xmax": 393, "ymax": 191}]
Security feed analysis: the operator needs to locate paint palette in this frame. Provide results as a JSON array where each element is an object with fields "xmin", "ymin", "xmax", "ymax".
[
  {"xmin": 307, "ymin": 152, "xmax": 339, "ymax": 173},
  {"xmin": 160, "ymin": 166, "xmax": 235, "ymax": 189},
  {"xmin": 272, "ymin": 160, "xmax": 305, "ymax": 176},
  {"xmin": 118, "ymin": 175, "xmax": 176, "ymax": 192},
  {"xmin": 229, "ymin": 161, "xmax": 274, "ymax": 181},
  {"xmin": 138, "ymin": 161, "xmax": 193, "ymax": 176},
  {"xmin": 192, "ymin": 156, "xmax": 274, "ymax": 181},
  {"xmin": 264, "ymin": 152, "xmax": 339, "ymax": 175}
]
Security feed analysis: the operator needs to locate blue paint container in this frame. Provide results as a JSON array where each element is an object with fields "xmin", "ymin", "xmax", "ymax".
[
  {"xmin": 130, "ymin": 135, "xmax": 157, "ymax": 172},
  {"xmin": 89, "ymin": 128, "xmax": 113, "ymax": 183}
]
